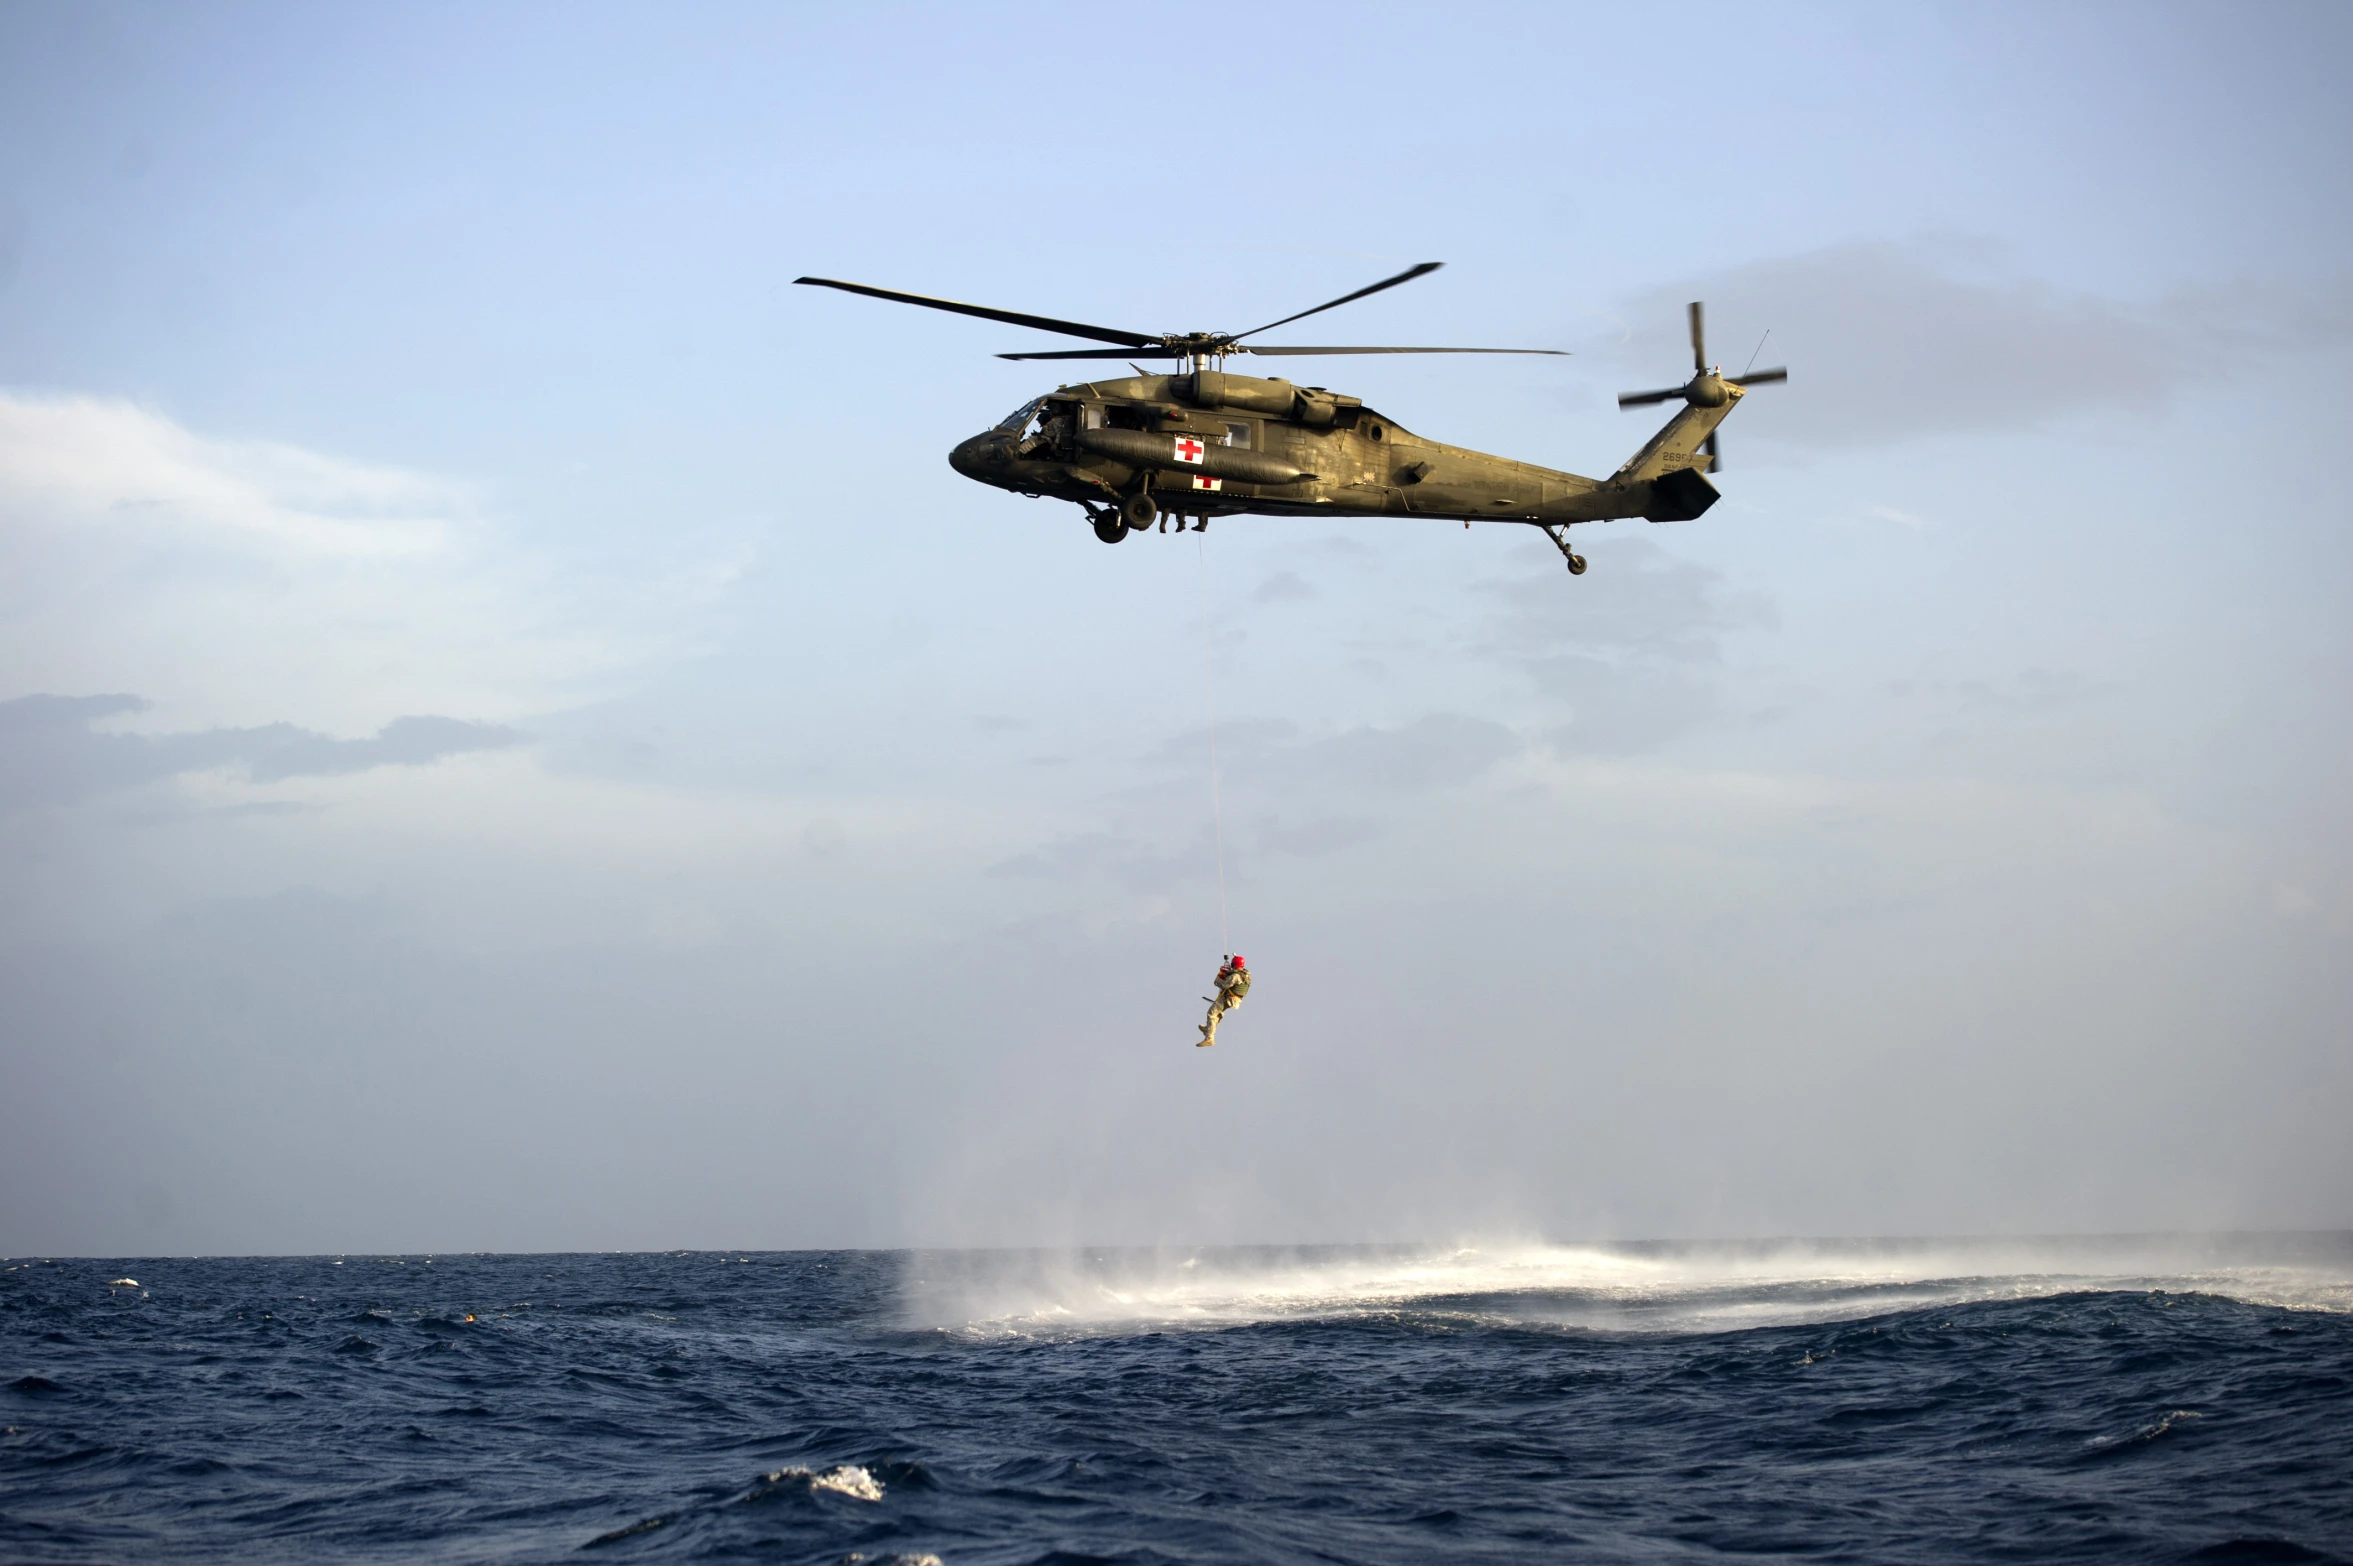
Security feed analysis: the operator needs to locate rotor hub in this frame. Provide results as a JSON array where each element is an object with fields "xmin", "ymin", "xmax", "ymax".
[{"xmin": 1685, "ymin": 372, "xmax": 1733, "ymax": 408}]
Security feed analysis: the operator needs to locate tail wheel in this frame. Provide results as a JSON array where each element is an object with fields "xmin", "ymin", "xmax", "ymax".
[
  {"xmin": 1092, "ymin": 515, "xmax": 1127, "ymax": 544},
  {"xmin": 1120, "ymin": 492, "xmax": 1158, "ymax": 533},
  {"xmin": 1566, "ymin": 552, "xmax": 1588, "ymax": 575}
]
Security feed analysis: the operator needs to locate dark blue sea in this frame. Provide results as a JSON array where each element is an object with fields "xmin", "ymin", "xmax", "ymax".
[{"xmin": 5, "ymin": 1238, "xmax": 2350, "ymax": 1564}]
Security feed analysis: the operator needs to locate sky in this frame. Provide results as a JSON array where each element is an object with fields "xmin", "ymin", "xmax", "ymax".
[{"xmin": 2, "ymin": 0, "xmax": 2348, "ymax": 1256}]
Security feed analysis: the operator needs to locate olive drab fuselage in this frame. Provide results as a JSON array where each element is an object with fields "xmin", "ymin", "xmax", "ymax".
[{"xmin": 948, "ymin": 368, "xmax": 1747, "ymax": 535}]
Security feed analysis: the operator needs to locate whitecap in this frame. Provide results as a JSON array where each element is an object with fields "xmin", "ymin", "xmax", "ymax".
[
  {"xmin": 762, "ymin": 1463, "xmax": 884, "ymax": 1502},
  {"xmin": 2088, "ymin": 1408, "xmax": 2202, "ymax": 1450},
  {"xmin": 810, "ymin": 1465, "xmax": 884, "ymax": 1502},
  {"xmin": 902, "ymin": 1234, "xmax": 2353, "ymax": 1338}
]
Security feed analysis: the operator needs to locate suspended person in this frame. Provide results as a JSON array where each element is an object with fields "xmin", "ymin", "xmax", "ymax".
[{"xmin": 1198, "ymin": 954, "xmax": 1250, "ymax": 1047}]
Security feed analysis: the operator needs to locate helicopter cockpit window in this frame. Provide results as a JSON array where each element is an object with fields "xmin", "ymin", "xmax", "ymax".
[
  {"xmin": 995, "ymin": 396, "xmax": 1048, "ymax": 434},
  {"xmin": 1222, "ymin": 421, "xmax": 1252, "ymax": 449}
]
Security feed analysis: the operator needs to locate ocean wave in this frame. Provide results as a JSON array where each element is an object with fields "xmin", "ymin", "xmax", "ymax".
[
  {"xmin": 902, "ymin": 1235, "xmax": 2353, "ymax": 1336},
  {"xmin": 8, "ymin": 1248, "xmax": 2349, "ymax": 1562}
]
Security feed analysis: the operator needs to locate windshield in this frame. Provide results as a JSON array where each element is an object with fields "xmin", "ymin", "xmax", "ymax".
[{"xmin": 995, "ymin": 396, "xmax": 1048, "ymax": 433}]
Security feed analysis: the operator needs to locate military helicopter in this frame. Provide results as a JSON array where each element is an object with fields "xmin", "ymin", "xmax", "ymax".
[{"xmin": 796, "ymin": 263, "xmax": 1783, "ymax": 575}]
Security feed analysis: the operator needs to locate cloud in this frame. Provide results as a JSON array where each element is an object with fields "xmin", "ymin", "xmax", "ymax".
[
  {"xmin": 1250, "ymin": 811, "xmax": 1379, "ymax": 859},
  {"xmin": 1299, "ymin": 534, "xmax": 1377, "ymax": 563},
  {"xmin": 1292, "ymin": 713, "xmax": 1522, "ymax": 791},
  {"xmin": 1888, "ymin": 667, "xmax": 2110, "ymax": 720},
  {"xmin": 1253, "ymin": 569, "xmax": 1314, "ymax": 604},
  {"xmin": 1151, "ymin": 713, "xmax": 1524, "ymax": 796},
  {"xmin": 1478, "ymin": 536, "xmax": 1770, "ymax": 754},
  {"xmin": 987, "ymin": 830, "xmax": 1193, "ymax": 893},
  {"xmin": 0, "ymin": 391, "xmax": 739, "ymax": 732},
  {"xmin": 1607, "ymin": 238, "xmax": 2348, "ymax": 449},
  {"xmin": 0, "ymin": 692, "xmax": 524, "ymax": 810}
]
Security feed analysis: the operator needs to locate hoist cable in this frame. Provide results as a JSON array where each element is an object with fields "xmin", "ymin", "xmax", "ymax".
[{"xmin": 1195, "ymin": 533, "xmax": 1230, "ymax": 953}]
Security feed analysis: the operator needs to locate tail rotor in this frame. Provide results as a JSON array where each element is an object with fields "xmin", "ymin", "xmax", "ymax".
[{"xmin": 1618, "ymin": 301, "xmax": 1786, "ymax": 471}]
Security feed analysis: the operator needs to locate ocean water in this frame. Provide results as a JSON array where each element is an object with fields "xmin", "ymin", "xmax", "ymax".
[{"xmin": 4, "ymin": 1237, "xmax": 2350, "ymax": 1564}]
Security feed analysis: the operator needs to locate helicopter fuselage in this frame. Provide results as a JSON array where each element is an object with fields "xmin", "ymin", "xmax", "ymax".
[{"xmin": 948, "ymin": 369, "xmax": 1739, "ymax": 535}]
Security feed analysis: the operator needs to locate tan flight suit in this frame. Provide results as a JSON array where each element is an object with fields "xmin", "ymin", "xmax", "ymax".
[{"xmin": 1198, "ymin": 961, "xmax": 1252, "ymax": 1046}]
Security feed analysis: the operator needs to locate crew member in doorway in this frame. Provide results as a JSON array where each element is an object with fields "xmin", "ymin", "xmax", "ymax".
[{"xmin": 1198, "ymin": 954, "xmax": 1251, "ymax": 1047}]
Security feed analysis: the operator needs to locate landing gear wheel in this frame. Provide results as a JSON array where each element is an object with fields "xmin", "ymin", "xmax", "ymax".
[
  {"xmin": 1092, "ymin": 515, "xmax": 1127, "ymax": 544},
  {"xmin": 1121, "ymin": 493, "xmax": 1158, "ymax": 533},
  {"xmin": 1537, "ymin": 522, "xmax": 1588, "ymax": 577}
]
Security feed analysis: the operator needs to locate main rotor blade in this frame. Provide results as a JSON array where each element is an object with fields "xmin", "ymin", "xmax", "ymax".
[
  {"xmin": 999, "ymin": 343, "xmax": 1568, "ymax": 361},
  {"xmin": 997, "ymin": 346, "xmax": 1184, "ymax": 360},
  {"xmin": 794, "ymin": 276, "xmax": 1158, "ymax": 349},
  {"xmin": 1732, "ymin": 366, "xmax": 1787, "ymax": 386},
  {"xmin": 1618, "ymin": 386, "xmax": 1684, "ymax": 406},
  {"xmin": 1229, "ymin": 261, "xmax": 1443, "ymax": 343},
  {"xmin": 1241, "ymin": 344, "xmax": 1568, "ymax": 357},
  {"xmin": 1689, "ymin": 301, "xmax": 1706, "ymax": 374}
]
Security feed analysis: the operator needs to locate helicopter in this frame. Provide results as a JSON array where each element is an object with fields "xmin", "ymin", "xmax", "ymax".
[{"xmin": 795, "ymin": 263, "xmax": 1783, "ymax": 575}]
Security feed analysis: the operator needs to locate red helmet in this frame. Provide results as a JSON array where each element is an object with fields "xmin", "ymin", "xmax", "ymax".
[{"xmin": 1231, "ymin": 954, "xmax": 1246, "ymax": 967}]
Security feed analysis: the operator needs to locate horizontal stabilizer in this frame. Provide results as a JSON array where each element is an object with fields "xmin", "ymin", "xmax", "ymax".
[{"xmin": 1643, "ymin": 466, "xmax": 1720, "ymax": 523}]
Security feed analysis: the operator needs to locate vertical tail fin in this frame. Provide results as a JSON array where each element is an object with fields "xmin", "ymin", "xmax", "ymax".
[{"xmin": 1613, "ymin": 386, "xmax": 1741, "ymax": 486}]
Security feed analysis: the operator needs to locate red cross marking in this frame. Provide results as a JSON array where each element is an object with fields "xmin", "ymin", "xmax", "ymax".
[{"xmin": 1173, "ymin": 435, "xmax": 1206, "ymax": 464}]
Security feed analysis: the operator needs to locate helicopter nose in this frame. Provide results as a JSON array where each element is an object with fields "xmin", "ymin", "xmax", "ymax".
[{"xmin": 948, "ymin": 431, "xmax": 1006, "ymax": 480}]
